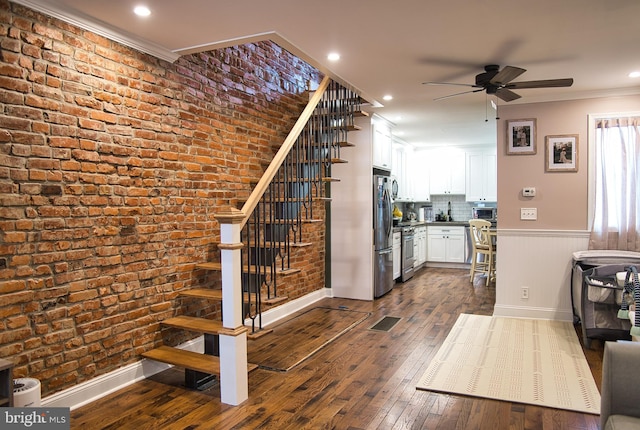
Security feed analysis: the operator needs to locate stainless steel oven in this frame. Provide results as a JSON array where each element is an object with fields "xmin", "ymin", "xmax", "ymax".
[{"xmin": 400, "ymin": 226, "xmax": 415, "ymax": 282}]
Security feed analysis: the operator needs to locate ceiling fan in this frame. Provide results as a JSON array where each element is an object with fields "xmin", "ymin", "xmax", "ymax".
[{"xmin": 423, "ymin": 65, "xmax": 573, "ymax": 102}]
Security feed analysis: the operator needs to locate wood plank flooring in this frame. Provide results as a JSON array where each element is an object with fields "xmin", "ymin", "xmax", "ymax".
[{"xmin": 70, "ymin": 268, "xmax": 603, "ymax": 430}]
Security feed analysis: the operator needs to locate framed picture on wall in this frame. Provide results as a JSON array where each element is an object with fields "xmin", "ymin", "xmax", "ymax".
[
  {"xmin": 545, "ymin": 134, "xmax": 578, "ymax": 172},
  {"xmin": 506, "ymin": 118, "xmax": 537, "ymax": 155}
]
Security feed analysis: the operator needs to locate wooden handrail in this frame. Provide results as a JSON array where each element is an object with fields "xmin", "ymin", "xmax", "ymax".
[{"xmin": 236, "ymin": 75, "xmax": 331, "ymax": 229}]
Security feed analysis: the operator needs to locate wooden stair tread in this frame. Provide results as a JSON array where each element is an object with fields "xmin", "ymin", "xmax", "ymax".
[
  {"xmin": 179, "ymin": 288, "xmax": 222, "ymax": 300},
  {"xmin": 259, "ymin": 241, "xmax": 313, "ymax": 248},
  {"xmin": 142, "ymin": 346, "xmax": 258, "ymax": 375},
  {"xmin": 263, "ymin": 296, "xmax": 288, "ymax": 305},
  {"xmin": 195, "ymin": 262, "xmax": 301, "ymax": 276},
  {"xmin": 291, "ymin": 242, "xmax": 313, "ymax": 247},
  {"xmin": 266, "ymin": 218, "xmax": 324, "ymax": 224},
  {"xmin": 161, "ymin": 316, "xmax": 223, "ymax": 335},
  {"xmin": 256, "ymin": 175, "xmax": 342, "ymax": 185},
  {"xmin": 310, "ymin": 140, "xmax": 355, "ymax": 148}
]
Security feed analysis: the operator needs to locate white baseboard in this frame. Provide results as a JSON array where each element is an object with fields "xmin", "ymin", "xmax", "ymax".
[
  {"xmin": 493, "ymin": 304, "xmax": 575, "ymax": 322},
  {"xmin": 42, "ymin": 336, "xmax": 204, "ymax": 410},
  {"xmin": 42, "ymin": 288, "xmax": 332, "ymax": 410}
]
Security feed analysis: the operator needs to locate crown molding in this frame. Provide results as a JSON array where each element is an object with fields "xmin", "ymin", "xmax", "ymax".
[{"xmin": 11, "ymin": 0, "xmax": 181, "ymax": 63}]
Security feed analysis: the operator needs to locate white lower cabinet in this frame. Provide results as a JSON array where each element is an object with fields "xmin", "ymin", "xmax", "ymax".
[
  {"xmin": 427, "ymin": 226, "xmax": 465, "ymax": 263},
  {"xmin": 392, "ymin": 231, "xmax": 401, "ymax": 280},
  {"xmin": 414, "ymin": 226, "xmax": 427, "ymax": 268}
]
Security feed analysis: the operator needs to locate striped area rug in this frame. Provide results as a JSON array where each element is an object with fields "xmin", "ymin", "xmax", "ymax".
[{"xmin": 416, "ymin": 313, "xmax": 600, "ymax": 414}]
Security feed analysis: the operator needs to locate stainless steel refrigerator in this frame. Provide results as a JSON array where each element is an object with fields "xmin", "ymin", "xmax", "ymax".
[{"xmin": 373, "ymin": 174, "xmax": 394, "ymax": 297}]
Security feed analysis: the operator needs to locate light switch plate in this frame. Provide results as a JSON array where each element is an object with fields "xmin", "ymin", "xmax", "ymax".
[{"xmin": 520, "ymin": 208, "xmax": 537, "ymax": 220}]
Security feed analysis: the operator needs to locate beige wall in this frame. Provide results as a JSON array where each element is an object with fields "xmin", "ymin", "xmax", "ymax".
[
  {"xmin": 493, "ymin": 93, "xmax": 640, "ymax": 321},
  {"xmin": 497, "ymin": 94, "xmax": 640, "ymax": 230}
]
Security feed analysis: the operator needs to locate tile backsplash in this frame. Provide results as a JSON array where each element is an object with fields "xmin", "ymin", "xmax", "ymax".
[{"xmin": 398, "ymin": 195, "xmax": 496, "ymax": 223}]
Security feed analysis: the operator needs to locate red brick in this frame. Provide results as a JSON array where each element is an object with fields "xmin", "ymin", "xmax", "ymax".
[{"xmin": 0, "ymin": 4, "xmax": 323, "ymax": 400}]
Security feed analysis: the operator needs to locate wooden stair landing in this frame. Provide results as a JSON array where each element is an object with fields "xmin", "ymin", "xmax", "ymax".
[{"xmin": 142, "ymin": 346, "xmax": 258, "ymax": 375}]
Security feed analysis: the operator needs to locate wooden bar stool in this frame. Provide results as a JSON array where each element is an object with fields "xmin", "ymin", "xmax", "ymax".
[{"xmin": 468, "ymin": 219, "xmax": 496, "ymax": 286}]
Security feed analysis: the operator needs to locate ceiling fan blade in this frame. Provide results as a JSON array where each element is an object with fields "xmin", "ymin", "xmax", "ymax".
[
  {"xmin": 495, "ymin": 88, "xmax": 521, "ymax": 102},
  {"xmin": 489, "ymin": 66, "xmax": 526, "ymax": 85},
  {"xmin": 506, "ymin": 78, "xmax": 574, "ymax": 89},
  {"xmin": 423, "ymin": 81, "xmax": 480, "ymax": 88},
  {"xmin": 434, "ymin": 88, "xmax": 484, "ymax": 101}
]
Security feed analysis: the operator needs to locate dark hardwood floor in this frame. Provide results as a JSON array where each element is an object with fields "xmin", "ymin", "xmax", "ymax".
[{"xmin": 70, "ymin": 268, "xmax": 603, "ymax": 429}]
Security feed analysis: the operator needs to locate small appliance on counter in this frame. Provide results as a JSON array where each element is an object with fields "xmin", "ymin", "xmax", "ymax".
[
  {"xmin": 472, "ymin": 206, "xmax": 497, "ymax": 221},
  {"xmin": 422, "ymin": 206, "xmax": 434, "ymax": 222},
  {"xmin": 404, "ymin": 202, "xmax": 417, "ymax": 222}
]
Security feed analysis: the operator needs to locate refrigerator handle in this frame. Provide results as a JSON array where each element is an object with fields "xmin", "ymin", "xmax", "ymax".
[{"xmin": 383, "ymin": 187, "xmax": 392, "ymax": 237}]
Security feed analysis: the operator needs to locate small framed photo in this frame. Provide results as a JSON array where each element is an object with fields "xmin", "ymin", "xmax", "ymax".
[
  {"xmin": 507, "ymin": 119, "xmax": 536, "ymax": 154},
  {"xmin": 545, "ymin": 134, "xmax": 578, "ymax": 172}
]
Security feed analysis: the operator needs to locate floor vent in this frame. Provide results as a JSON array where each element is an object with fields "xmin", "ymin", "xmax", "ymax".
[{"xmin": 369, "ymin": 316, "xmax": 401, "ymax": 332}]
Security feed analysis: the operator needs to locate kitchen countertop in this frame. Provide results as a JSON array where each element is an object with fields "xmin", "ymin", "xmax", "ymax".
[{"xmin": 393, "ymin": 220, "xmax": 471, "ymax": 231}]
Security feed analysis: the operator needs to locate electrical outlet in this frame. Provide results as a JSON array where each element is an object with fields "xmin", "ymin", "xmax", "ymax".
[
  {"xmin": 521, "ymin": 287, "xmax": 529, "ymax": 299},
  {"xmin": 520, "ymin": 208, "xmax": 537, "ymax": 220}
]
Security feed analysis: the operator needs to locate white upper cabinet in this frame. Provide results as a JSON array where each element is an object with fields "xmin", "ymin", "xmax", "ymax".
[
  {"xmin": 465, "ymin": 148, "xmax": 497, "ymax": 202},
  {"xmin": 372, "ymin": 115, "xmax": 393, "ymax": 171},
  {"xmin": 410, "ymin": 150, "xmax": 430, "ymax": 201},
  {"xmin": 428, "ymin": 147, "xmax": 466, "ymax": 195},
  {"xmin": 392, "ymin": 140, "xmax": 406, "ymax": 199},
  {"xmin": 392, "ymin": 138, "xmax": 423, "ymax": 201}
]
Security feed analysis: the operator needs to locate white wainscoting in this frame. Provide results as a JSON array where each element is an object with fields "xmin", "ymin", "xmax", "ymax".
[{"xmin": 493, "ymin": 229, "xmax": 590, "ymax": 321}]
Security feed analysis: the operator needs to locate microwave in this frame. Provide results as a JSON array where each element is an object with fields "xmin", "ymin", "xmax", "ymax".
[{"xmin": 472, "ymin": 207, "xmax": 496, "ymax": 221}]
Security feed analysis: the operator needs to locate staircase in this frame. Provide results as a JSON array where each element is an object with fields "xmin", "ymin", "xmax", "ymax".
[{"xmin": 141, "ymin": 76, "xmax": 366, "ymax": 405}]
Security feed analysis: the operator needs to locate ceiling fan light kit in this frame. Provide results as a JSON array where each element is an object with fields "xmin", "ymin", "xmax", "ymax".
[{"xmin": 425, "ymin": 64, "xmax": 574, "ymax": 103}]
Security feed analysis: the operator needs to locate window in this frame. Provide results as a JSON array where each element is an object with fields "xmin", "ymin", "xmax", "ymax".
[{"xmin": 588, "ymin": 114, "xmax": 640, "ymax": 251}]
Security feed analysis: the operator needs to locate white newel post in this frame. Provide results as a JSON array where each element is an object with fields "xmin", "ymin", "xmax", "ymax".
[{"xmin": 216, "ymin": 208, "xmax": 248, "ymax": 405}]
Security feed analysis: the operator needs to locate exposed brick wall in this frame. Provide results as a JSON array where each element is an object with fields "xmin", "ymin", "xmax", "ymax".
[{"xmin": 0, "ymin": 0, "xmax": 325, "ymax": 397}]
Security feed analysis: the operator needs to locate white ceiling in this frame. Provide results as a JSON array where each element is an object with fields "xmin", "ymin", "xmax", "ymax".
[{"xmin": 15, "ymin": 0, "xmax": 640, "ymax": 148}]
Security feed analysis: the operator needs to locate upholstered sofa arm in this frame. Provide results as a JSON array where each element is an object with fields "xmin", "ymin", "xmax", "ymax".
[{"xmin": 601, "ymin": 341, "xmax": 640, "ymax": 429}]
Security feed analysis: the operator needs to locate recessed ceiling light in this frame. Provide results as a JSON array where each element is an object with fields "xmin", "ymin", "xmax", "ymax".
[
  {"xmin": 327, "ymin": 53, "xmax": 340, "ymax": 61},
  {"xmin": 383, "ymin": 95, "xmax": 393, "ymax": 101},
  {"xmin": 629, "ymin": 71, "xmax": 640, "ymax": 78},
  {"xmin": 134, "ymin": 6, "xmax": 151, "ymax": 17}
]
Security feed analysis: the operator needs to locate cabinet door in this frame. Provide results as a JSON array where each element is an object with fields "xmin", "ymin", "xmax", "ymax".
[
  {"xmin": 465, "ymin": 151, "xmax": 485, "ymax": 201},
  {"xmin": 449, "ymin": 154, "xmax": 466, "ymax": 194},
  {"xmin": 466, "ymin": 149, "xmax": 497, "ymax": 202},
  {"xmin": 427, "ymin": 234, "xmax": 447, "ymax": 262},
  {"xmin": 446, "ymin": 234, "xmax": 466, "ymax": 263},
  {"xmin": 392, "ymin": 141, "xmax": 408, "ymax": 200},
  {"xmin": 428, "ymin": 148, "xmax": 465, "ymax": 195},
  {"xmin": 484, "ymin": 152, "xmax": 497, "ymax": 201},
  {"xmin": 392, "ymin": 245, "xmax": 401, "ymax": 279},
  {"xmin": 373, "ymin": 119, "xmax": 392, "ymax": 170},
  {"xmin": 411, "ymin": 150, "xmax": 429, "ymax": 201},
  {"xmin": 422, "ymin": 231, "xmax": 428, "ymax": 264}
]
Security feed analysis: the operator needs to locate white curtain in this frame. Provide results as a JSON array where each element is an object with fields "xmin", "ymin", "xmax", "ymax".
[{"xmin": 589, "ymin": 116, "xmax": 640, "ymax": 251}]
